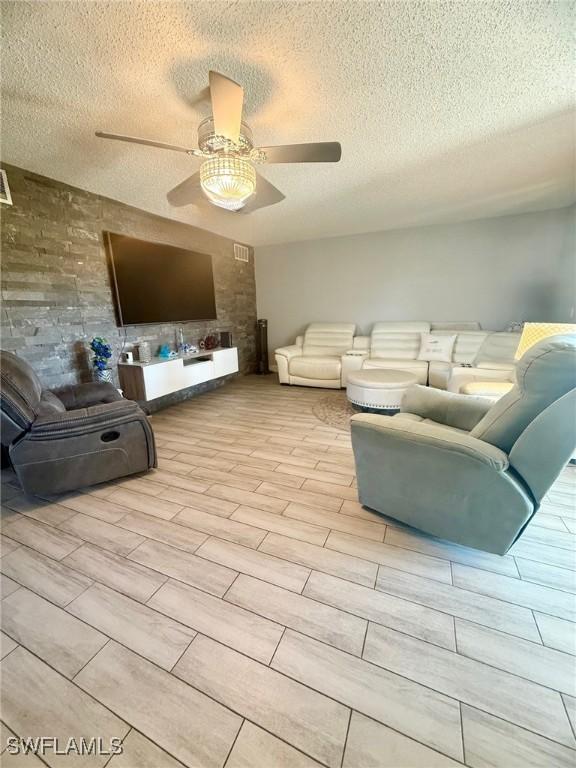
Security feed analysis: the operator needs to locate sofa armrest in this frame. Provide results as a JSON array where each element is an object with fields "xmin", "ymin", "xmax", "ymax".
[
  {"xmin": 274, "ymin": 344, "xmax": 303, "ymax": 361},
  {"xmin": 52, "ymin": 382, "xmax": 123, "ymax": 409},
  {"xmin": 274, "ymin": 344, "xmax": 303, "ymax": 384},
  {"xmin": 351, "ymin": 413, "xmax": 509, "ymax": 471},
  {"xmin": 400, "ymin": 385, "xmax": 493, "ymax": 431},
  {"xmin": 340, "ymin": 351, "xmax": 368, "ymax": 386}
]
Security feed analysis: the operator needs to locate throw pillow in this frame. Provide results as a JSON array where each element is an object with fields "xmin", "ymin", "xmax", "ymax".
[{"xmin": 417, "ymin": 333, "xmax": 456, "ymax": 363}]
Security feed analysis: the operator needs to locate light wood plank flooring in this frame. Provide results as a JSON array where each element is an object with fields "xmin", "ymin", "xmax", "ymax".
[{"xmin": 1, "ymin": 375, "xmax": 575, "ymax": 767}]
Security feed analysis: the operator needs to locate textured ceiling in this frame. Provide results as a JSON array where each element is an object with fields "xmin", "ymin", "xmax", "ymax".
[{"xmin": 1, "ymin": 1, "xmax": 574, "ymax": 246}]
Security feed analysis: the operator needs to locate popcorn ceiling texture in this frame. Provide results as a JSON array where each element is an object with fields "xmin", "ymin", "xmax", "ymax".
[
  {"xmin": 1, "ymin": 1, "xmax": 574, "ymax": 246},
  {"xmin": 1, "ymin": 164, "xmax": 257, "ymax": 396}
]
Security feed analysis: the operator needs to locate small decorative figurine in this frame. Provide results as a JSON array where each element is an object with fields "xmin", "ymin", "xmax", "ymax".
[{"xmin": 203, "ymin": 334, "xmax": 219, "ymax": 350}]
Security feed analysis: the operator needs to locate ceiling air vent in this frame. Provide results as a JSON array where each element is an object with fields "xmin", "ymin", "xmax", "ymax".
[
  {"xmin": 0, "ymin": 170, "xmax": 12, "ymax": 205},
  {"xmin": 234, "ymin": 243, "xmax": 250, "ymax": 263}
]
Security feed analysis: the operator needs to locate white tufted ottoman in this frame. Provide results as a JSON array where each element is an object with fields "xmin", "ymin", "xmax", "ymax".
[{"xmin": 346, "ymin": 369, "xmax": 418, "ymax": 410}]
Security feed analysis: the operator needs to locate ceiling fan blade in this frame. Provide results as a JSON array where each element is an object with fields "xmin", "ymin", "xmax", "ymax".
[
  {"xmin": 238, "ymin": 173, "xmax": 285, "ymax": 214},
  {"xmin": 258, "ymin": 142, "xmax": 342, "ymax": 163},
  {"xmin": 166, "ymin": 172, "xmax": 209, "ymax": 208},
  {"xmin": 209, "ymin": 70, "xmax": 244, "ymax": 145},
  {"xmin": 96, "ymin": 131, "xmax": 197, "ymax": 155}
]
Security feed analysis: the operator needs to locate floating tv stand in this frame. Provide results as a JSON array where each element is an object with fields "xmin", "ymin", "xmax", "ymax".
[{"xmin": 118, "ymin": 347, "xmax": 239, "ymax": 402}]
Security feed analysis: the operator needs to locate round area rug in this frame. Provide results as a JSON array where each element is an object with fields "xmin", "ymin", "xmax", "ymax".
[{"xmin": 312, "ymin": 392, "xmax": 359, "ymax": 431}]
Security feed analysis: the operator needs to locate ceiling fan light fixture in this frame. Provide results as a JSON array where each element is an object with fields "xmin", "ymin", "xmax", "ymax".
[
  {"xmin": 97, "ymin": 71, "xmax": 341, "ymax": 214},
  {"xmin": 200, "ymin": 156, "xmax": 256, "ymax": 210}
]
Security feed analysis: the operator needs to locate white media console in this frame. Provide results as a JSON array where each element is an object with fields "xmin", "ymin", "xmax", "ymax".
[{"xmin": 118, "ymin": 347, "xmax": 239, "ymax": 402}]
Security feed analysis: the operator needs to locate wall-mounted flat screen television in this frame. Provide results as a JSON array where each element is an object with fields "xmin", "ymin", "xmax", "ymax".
[{"xmin": 105, "ymin": 232, "xmax": 217, "ymax": 326}]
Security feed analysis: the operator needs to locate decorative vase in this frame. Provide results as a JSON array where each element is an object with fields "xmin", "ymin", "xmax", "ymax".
[
  {"xmin": 95, "ymin": 368, "xmax": 113, "ymax": 384},
  {"xmin": 136, "ymin": 342, "xmax": 151, "ymax": 363}
]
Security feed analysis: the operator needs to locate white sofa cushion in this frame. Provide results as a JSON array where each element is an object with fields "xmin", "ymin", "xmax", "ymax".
[
  {"xmin": 474, "ymin": 332, "xmax": 520, "ymax": 366},
  {"xmin": 452, "ymin": 332, "xmax": 489, "ymax": 363},
  {"xmin": 302, "ymin": 323, "xmax": 355, "ymax": 357},
  {"xmin": 290, "ymin": 355, "xmax": 342, "ymax": 380},
  {"xmin": 418, "ymin": 333, "xmax": 456, "ymax": 362},
  {"xmin": 370, "ymin": 322, "xmax": 430, "ymax": 360},
  {"xmin": 363, "ymin": 358, "xmax": 429, "ymax": 384},
  {"xmin": 431, "ymin": 330, "xmax": 488, "ymax": 363},
  {"xmin": 448, "ymin": 366, "xmax": 515, "ymax": 393},
  {"xmin": 461, "ymin": 381, "xmax": 514, "ymax": 399}
]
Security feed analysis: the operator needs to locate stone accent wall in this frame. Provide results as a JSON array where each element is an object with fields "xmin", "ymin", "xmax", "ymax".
[{"xmin": 1, "ymin": 164, "xmax": 257, "ymax": 400}]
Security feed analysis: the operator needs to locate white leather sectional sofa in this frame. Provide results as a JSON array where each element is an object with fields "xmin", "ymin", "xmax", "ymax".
[{"xmin": 275, "ymin": 321, "xmax": 520, "ymax": 391}]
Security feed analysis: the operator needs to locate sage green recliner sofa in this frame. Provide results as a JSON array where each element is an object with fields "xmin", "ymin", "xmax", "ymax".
[{"xmin": 351, "ymin": 335, "xmax": 576, "ymax": 555}]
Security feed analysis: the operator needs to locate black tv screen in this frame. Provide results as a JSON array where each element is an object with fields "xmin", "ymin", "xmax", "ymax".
[{"xmin": 106, "ymin": 232, "xmax": 217, "ymax": 325}]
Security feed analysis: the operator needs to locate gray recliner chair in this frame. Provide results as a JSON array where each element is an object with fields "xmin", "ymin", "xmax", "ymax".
[
  {"xmin": 351, "ymin": 335, "xmax": 576, "ymax": 555},
  {"xmin": 1, "ymin": 350, "xmax": 157, "ymax": 496}
]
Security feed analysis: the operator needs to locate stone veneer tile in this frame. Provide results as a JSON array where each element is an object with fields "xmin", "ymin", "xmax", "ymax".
[{"xmin": 1, "ymin": 163, "xmax": 256, "ymax": 399}]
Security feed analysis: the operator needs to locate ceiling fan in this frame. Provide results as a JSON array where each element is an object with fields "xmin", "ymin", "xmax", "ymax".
[{"xmin": 96, "ymin": 70, "xmax": 342, "ymax": 214}]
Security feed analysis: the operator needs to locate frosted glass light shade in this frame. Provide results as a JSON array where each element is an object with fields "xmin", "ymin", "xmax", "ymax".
[
  {"xmin": 200, "ymin": 157, "xmax": 256, "ymax": 211},
  {"xmin": 515, "ymin": 322, "xmax": 576, "ymax": 360}
]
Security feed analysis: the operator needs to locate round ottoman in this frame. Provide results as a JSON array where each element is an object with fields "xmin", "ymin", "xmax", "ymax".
[{"xmin": 346, "ymin": 369, "xmax": 418, "ymax": 410}]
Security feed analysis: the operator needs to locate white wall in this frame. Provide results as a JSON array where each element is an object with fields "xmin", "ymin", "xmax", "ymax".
[{"xmin": 255, "ymin": 206, "xmax": 575, "ymax": 355}]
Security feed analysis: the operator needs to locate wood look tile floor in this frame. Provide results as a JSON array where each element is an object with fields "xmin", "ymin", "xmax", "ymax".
[{"xmin": 1, "ymin": 375, "xmax": 575, "ymax": 768}]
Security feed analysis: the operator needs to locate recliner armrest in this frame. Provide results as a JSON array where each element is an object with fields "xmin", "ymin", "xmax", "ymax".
[
  {"xmin": 31, "ymin": 399, "xmax": 144, "ymax": 436},
  {"xmin": 274, "ymin": 345, "xmax": 303, "ymax": 361},
  {"xmin": 351, "ymin": 413, "xmax": 509, "ymax": 471},
  {"xmin": 400, "ymin": 385, "xmax": 493, "ymax": 431},
  {"xmin": 52, "ymin": 382, "xmax": 123, "ymax": 409}
]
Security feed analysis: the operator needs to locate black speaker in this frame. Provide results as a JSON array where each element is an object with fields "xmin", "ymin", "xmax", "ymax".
[
  {"xmin": 256, "ymin": 318, "xmax": 270, "ymax": 375},
  {"xmin": 220, "ymin": 331, "xmax": 233, "ymax": 348}
]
